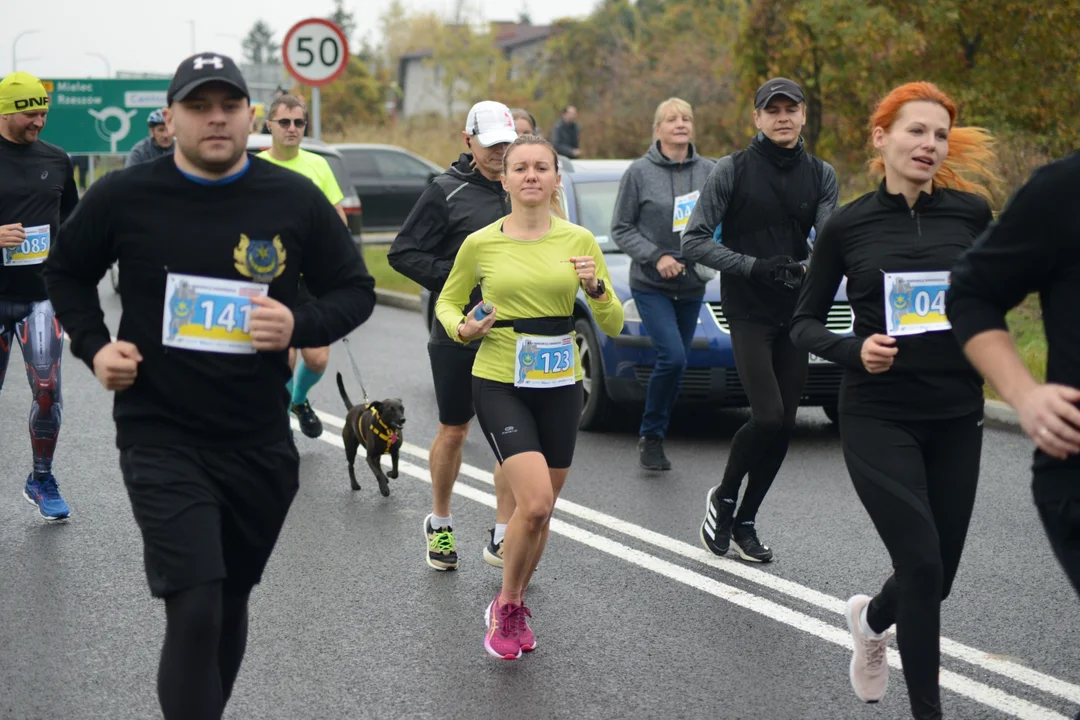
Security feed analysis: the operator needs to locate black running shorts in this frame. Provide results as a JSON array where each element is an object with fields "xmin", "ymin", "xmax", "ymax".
[
  {"xmin": 428, "ymin": 342, "xmax": 479, "ymax": 426},
  {"xmin": 119, "ymin": 441, "xmax": 300, "ymax": 598},
  {"xmin": 472, "ymin": 377, "xmax": 584, "ymax": 468}
]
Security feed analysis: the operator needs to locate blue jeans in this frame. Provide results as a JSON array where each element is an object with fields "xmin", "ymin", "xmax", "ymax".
[{"xmin": 632, "ymin": 289, "xmax": 701, "ymax": 438}]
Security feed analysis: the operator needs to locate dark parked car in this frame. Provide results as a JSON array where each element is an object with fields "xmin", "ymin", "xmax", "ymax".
[
  {"xmin": 333, "ymin": 143, "xmax": 443, "ymax": 232},
  {"xmin": 420, "ymin": 157, "xmax": 852, "ymax": 430}
]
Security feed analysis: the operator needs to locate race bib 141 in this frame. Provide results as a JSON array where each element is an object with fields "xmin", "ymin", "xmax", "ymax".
[
  {"xmin": 162, "ymin": 273, "xmax": 268, "ymax": 354},
  {"xmin": 2, "ymin": 225, "xmax": 50, "ymax": 266},
  {"xmin": 515, "ymin": 335, "xmax": 576, "ymax": 389},
  {"xmin": 884, "ymin": 271, "xmax": 951, "ymax": 337}
]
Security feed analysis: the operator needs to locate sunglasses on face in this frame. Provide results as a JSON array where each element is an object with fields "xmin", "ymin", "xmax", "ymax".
[{"xmin": 274, "ymin": 118, "xmax": 307, "ymax": 129}]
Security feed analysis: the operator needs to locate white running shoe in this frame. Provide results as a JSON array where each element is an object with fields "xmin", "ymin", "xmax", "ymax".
[{"xmin": 845, "ymin": 594, "xmax": 890, "ymax": 703}]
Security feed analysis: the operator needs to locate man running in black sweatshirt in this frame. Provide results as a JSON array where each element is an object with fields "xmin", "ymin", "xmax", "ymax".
[
  {"xmin": 681, "ymin": 77, "xmax": 838, "ymax": 563},
  {"xmin": 42, "ymin": 53, "xmax": 375, "ymax": 720},
  {"xmin": 948, "ymin": 152, "xmax": 1080, "ymax": 608}
]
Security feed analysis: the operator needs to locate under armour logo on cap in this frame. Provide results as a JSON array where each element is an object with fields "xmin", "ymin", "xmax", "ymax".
[
  {"xmin": 167, "ymin": 52, "xmax": 250, "ymax": 105},
  {"xmin": 192, "ymin": 56, "xmax": 225, "ymax": 71}
]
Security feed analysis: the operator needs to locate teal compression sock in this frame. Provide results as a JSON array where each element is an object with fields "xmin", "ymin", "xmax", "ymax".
[{"xmin": 291, "ymin": 359, "xmax": 325, "ymax": 406}]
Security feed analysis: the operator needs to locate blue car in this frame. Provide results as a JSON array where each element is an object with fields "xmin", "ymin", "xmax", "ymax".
[{"xmin": 420, "ymin": 157, "xmax": 852, "ymax": 431}]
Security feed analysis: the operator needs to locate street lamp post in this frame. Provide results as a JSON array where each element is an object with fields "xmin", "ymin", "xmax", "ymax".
[
  {"xmin": 187, "ymin": 21, "xmax": 196, "ymax": 54},
  {"xmin": 86, "ymin": 52, "xmax": 112, "ymax": 78},
  {"xmin": 12, "ymin": 29, "xmax": 41, "ymax": 72}
]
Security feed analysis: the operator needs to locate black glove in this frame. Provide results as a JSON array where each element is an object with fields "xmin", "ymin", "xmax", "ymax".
[
  {"xmin": 773, "ymin": 261, "xmax": 806, "ymax": 292},
  {"xmin": 750, "ymin": 255, "xmax": 793, "ymax": 284}
]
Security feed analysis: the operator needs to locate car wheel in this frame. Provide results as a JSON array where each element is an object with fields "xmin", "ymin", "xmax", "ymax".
[
  {"xmin": 822, "ymin": 403, "xmax": 840, "ymax": 425},
  {"xmin": 109, "ymin": 262, "xmax": 120, "ymax": 294},
  {"xmin": 575, "ymin": 317, "xmax": 613, "ymax": 431}
]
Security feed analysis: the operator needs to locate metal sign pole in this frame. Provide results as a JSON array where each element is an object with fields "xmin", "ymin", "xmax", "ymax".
[{"xmin": 312, "ymin": 86, "xmax": 321, "ymax": 141}]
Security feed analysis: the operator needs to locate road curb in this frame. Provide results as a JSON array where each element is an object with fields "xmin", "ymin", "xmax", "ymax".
[
  {"xmin": 375, "ymin": 288, "xmax": 421, "ymax": 313},
  {"xmin": 984, "ymin": 398, "xmax": 1021, "ymax": 431},
  {"xmin": 369, "ymin": 286, "xmax": 1024, "ymax": 433}
]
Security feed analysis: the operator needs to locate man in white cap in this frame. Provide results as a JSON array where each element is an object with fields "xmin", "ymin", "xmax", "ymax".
[{"xmin": 389, "ymin": 100, "xmax": 519, "ymax": 572}]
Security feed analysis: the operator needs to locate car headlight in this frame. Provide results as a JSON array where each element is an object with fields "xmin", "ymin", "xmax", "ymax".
[{"xmin": 623, "ymin": 298, "xmax": 642, "ymax": 323}]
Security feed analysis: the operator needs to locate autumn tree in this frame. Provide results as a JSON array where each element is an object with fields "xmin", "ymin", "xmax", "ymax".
[{"xmin": 242, "ymin": 20, "xmax": 280, "ymax": 65}]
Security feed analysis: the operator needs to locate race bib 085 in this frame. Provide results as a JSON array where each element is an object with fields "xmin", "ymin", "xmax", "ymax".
[
  {"xmin": 2, "ymin": 225, "xmax": 50, "ymax": 266},
  {"xmin": 515, "ymin": 335, "xmax": 576, "ymax": 388},
  {"xmin": 884, "ymin": 271, "xmax": 951, "ymax": 337},
  {"xmin": 162, "ymin": 273, "xmax": 268, "ymax": 354}
]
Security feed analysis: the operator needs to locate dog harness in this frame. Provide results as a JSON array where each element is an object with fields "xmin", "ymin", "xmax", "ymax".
[{"xmin": 360, "ymin": 404, "xmax": 399, "ymax": 455}]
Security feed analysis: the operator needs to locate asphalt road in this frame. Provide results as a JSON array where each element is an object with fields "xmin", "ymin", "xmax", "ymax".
[{"xmin": 1, "ymin": 280, "xmax": 1078, "ymax": 720}]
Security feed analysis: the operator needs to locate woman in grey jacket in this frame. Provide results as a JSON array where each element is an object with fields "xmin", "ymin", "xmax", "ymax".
[{"xmin": 611, "ymin": 98, "xmax": 716, "ymax": 470}]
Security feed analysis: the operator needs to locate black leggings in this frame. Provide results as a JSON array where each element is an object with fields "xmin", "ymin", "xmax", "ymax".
[
  {"xmin": 717, "ymin": 320, "xmax": 808, "ymax": 523},
  {"xmin": 842, "ymin": 411, "xmax": 983, "ymax": 720},
  {"xmin": 158, "ymin": 581, "xmax": 252, "ymax": 720}
]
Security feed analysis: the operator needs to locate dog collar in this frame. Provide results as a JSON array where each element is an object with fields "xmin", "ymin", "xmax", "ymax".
[{"xmin": 367, "ymin": 406, "xmax": 399, "ymax": 448}]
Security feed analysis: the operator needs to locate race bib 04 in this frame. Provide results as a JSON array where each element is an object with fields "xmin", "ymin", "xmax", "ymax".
[
  {"xmin": 884, "ymin": 271, "xmax": 951, "ymax": 337},
  {"xmin": 515, "ymin": 335, "xmax": 576, "ymax": 389},
  {"xmin": 672, "ymin": 190, "xmax": 700, "ymax": 235},
  {"xmin": 162, "ymin": 273, "xmax": 268, "ymax": 355},
  {"xmin": 2, "ymin": 225, "xmax": 50, "ymax": 266}
]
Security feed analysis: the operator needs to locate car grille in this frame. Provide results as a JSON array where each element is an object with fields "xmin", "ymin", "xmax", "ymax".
[
  {"xmin": 632, "ymin": 365, "xmax": 844, "ymax": 404},
  {"xmin": 706, "ymin": 302, "xmax": 853, "ymax": 334}
]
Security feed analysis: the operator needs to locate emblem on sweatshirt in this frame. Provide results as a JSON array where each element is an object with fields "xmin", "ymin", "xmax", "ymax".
[{"xmin": 233, "ymin": 234, "xmax": 287, "ymax": 283}]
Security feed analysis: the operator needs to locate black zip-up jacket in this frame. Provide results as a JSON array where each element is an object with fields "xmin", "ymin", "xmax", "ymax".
[
  {"xmin": 0, "ymin": 135, "xmax": 79, "ymax": 302},
  {"xmin": 947, "ymin": 151, "xmax": 1080, "ymax": 480},
  {"xmin": 388, "ymin": 153, "xmax": 509, "ymax": 345},
  {"xmin": 681, "ymin": 133, "xmax": 838, "ymax": 325},
  {"xmin": 42, "ymin": 156, "xmax": 376, "ymax": 450},
  {"xmin": 791, "ymin": 181, "xmax": 992, "ymax": 420}
]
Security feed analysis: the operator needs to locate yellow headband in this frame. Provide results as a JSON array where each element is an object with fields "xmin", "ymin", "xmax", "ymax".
[{"xmin": 0, "ymin": 72, "xmax": 49, "ymax": 116}]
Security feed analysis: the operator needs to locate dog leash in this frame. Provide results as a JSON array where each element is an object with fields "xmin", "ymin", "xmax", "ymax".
[{"xmin": 340, "ymin": 337, "xmax": 370, "ymax": 404}]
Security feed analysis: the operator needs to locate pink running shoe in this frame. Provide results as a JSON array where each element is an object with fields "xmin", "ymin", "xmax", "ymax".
[
  {"xmin": 484, "ymin": 595, "xmax": 523, "ymax": 660},
  {"xmin": 518, "ymin": 605, "xmax": 536, "ymax": 652}
]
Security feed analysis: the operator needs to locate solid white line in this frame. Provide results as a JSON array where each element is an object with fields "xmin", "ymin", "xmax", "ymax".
[
  {"xmin": 310, "ymin": 409, "xmax": 1080, "ymax": 706},
  {"xmin": 298, "ymin": 413, "xmax": 1073, "ymax": 718}
]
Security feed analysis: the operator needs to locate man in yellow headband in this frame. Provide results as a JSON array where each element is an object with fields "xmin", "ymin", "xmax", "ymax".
[{"xmin": 0, "ymin": 71, "xmax": 79, "ymax": 522}]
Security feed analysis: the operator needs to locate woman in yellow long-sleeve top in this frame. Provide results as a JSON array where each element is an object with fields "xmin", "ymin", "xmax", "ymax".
[{"xmin": 435, "ymin": 134, "xmax": 624, "ymax": 660}]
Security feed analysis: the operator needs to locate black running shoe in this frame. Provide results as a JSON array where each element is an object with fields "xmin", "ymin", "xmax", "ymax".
[
  {"xmin": 290, "ymin": 400, "xmax": 323, "ymax": 439},
  {"xmin": 732, "ymin": 521, "xmax": 774, "ymax": 563},
  {"xmin": 425, "ymin": 514, "xmax": 459, "ymax": 571},
  {"xmin": 639, "ymin": 434, "xmax": 671, "ymax": 471},
  {"xmin": 483, "ymin": 527, "xmax": 504, "ymax": 568},
  {"xmin": 699, "ymin": 487, "xmax": 735, "ymax": 556}
]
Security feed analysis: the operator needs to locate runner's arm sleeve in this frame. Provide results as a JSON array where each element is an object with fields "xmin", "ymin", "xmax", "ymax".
[
  {"xmin": 319, "ymin": 158, "xmax": 345, "ymax": 206},
  {"xmin": 790, "ymin": 210, "xmax": 863, "ymax": 369},
  {"xmin": 434, "ymin": 233, "xmax": 479, "ymax": 344},
  {"xmin": 123, "ymin": 142, "xmax": 146, "ymax": 168},
  {"xmin": 387, "ymin": 182, "xmax": 454, "ymax": 291},
  {"xmin": 291, "ymin": 189, "xmax": 376, "ymax": 348},
  {"xmin": 814, "ymin": 161, "xmax": 840, "ymax": 233},
  {"xmin": 41, "ymin": 175, "xmax": 117, "ymax": 371},
  {"xmin": 679, "ymin": 157, "xmax": 754, "ymax": 276},
  {"xmin": 59, "ymin": 157, "xmax": 79, "ymax": 224},
  {"xmin": 610, "ymin": 168, "xmax": 663, "ymax": 265},
  {"xmin": 585, "ymin": 234, "xmax": 624, "ymax": 338},
  {"xmin": 947, "ymin": 171, "xmax": 1061, "ymax": 347}
]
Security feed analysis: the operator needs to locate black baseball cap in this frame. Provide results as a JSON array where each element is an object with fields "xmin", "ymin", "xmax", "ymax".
[
  {"xmin": 167, "ymin": 53, "xmax": 250, "ymax": 105},
  {"xmin": 754, "ymin": 77, "xmax": 804, "ymax": 109}
]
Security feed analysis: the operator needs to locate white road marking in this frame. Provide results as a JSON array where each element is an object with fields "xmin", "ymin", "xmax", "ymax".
[{"xmin": 300, "ymin": 411, "xmax": 1076, "ymax": 718}]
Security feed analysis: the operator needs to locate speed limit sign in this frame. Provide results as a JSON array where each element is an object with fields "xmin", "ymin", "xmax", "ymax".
[{"xmin": 283, "ymin": 18, "xmax": 349, "ymax": 87}]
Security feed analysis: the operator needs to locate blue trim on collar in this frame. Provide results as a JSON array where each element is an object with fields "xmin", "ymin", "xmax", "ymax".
[{"xmin": 178, "ymin": 155, "xmax": 250, "ymax": 185}]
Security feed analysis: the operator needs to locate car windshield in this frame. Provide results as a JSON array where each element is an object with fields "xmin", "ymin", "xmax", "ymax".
[{"xmin": 571, "ymin": 180, "xmax": 621, "ymax": 253}]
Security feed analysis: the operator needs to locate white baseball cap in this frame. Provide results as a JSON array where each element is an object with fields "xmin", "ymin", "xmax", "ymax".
[{"xmin": 465, "ymin": 101, "xmax": 518, "ymax": 148}]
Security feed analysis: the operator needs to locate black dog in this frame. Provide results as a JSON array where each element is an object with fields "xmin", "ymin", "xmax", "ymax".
[{"xmin": 336, "ymin": 372, "xmax": 405, "ymax": 497}]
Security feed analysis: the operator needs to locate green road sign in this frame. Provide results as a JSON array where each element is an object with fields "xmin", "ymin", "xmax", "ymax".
[{"xmin": 40, "ymin": 78, "xmax": 169, "ymax": 154}]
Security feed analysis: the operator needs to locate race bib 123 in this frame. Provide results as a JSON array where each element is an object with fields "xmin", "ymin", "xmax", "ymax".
[
  {"xmin": 162, "ymin": 273, "xmax": 268, "ymax": 354},
  {"xmin": 515, "ymin": 334, "xmax": 576, "ymax": 388}
]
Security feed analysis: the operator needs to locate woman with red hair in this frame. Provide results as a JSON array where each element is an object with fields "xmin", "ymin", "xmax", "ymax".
[{"xmin": 791, "ymin": 82, "xmax": 1000, "ymax": 719}]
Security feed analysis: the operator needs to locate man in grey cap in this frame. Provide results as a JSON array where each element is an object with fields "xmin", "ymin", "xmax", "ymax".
[{"xmin": 682, "ymin": 76, "xmax": 838, "ymax": 564}]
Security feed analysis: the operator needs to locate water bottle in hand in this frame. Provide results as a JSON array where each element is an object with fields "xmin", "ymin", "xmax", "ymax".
[{"xmin": 474, "ymin": 301, "xmax": 494, "ymax": 321}]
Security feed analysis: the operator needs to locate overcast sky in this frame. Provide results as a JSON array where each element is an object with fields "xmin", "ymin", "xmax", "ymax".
[{"xmin": 2, "ymin": 0, "xmax": 596, "ymax": 78}]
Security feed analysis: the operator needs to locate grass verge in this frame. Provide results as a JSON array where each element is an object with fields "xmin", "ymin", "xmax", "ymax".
[{"xmin": 362, "ymin": 243, "xmax": 421, "ymax": 296}]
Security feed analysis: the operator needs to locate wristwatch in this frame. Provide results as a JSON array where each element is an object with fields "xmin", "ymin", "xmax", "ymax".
[{"xmin": 584, "ymin": 278, "xmax": 606, "ymax": 299}]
